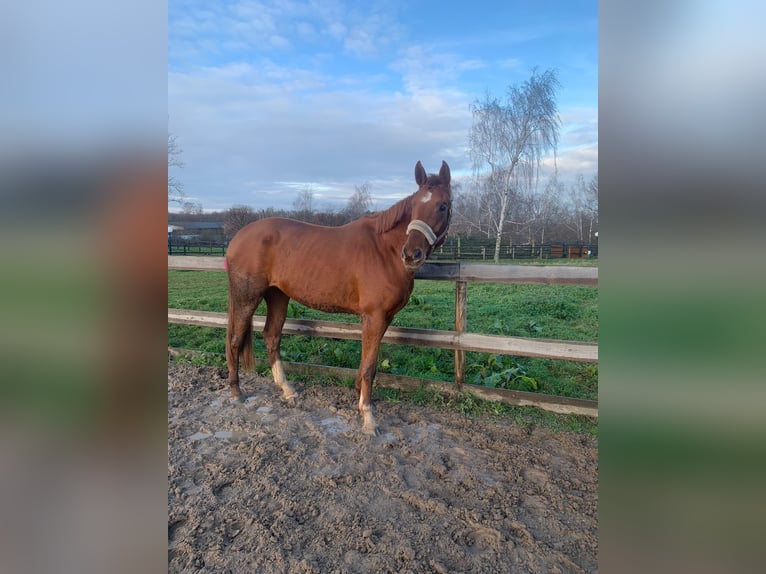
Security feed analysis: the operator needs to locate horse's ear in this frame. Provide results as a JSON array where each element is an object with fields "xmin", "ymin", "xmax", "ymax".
[
  {"xmin": 415, "ymin": 161, "xmax": 427, "ymax": 186},
  {"xmin": 439, "ymin": 161, "xmax": 451, "ymax": 189}
]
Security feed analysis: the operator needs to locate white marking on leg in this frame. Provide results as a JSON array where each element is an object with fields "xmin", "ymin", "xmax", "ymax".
[
  {"xmin": 272, "ymin": 359, "xmax": 297, "ymax": 399},
  {"xmin": 359, "ymin": 397, "xmax": 377, "ymax": 435},
  {"xmin": 420, "ymin": 191, "xmax": 432, "ymax": 203},
  {"xmin": 271, "ymin": 358, "xmax": 285, "ymax": 385}
]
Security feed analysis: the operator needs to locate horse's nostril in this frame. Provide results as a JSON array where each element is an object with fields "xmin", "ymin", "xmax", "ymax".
[{"xmin": 414, "ymin": 248, "xmax": 423, "ymax": 260}]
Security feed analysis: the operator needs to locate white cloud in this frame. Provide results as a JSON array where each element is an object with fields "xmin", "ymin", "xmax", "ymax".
[
  {"xmin": 326, "ymin": 21, "xmax": 347, "ymax": 41},
  {"xmin": 541, "ymin": 145, "xmax": 598, "ymax": 175},
  {"xmin": 559, "ymin": 107, "xmax": 598, "ymax": 148},
  {"xmin": 391, "ymin": 45, "xmax": 485, "ymax": 95},
  {"xmin": 168, "ymin": 1, "xmax": 597, "ymax": 212},
  {"xmin": 497, "ymin": 57, "xmax": 524, "ymax": 70},
  {"xmin": 344, "ymin": 29, "xmax": 376, "ymax": 56},
  {"xmin": 170, "ymin": 60, "xmax": 596, "ymax": 212},
  {"xmin": 295, "ymin": 21, "xmax": 316, "ymax": 40},
  {"xmin": 169, "ymin": 59, "xmax": 474, "ymax": 211}
]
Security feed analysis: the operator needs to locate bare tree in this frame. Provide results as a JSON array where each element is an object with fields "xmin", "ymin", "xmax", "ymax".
[
  {"xmin": 481, "ymin": 167, "xmax": 516, "ymax": 241},
  {"xmin": 469, "ymin": 68, "xmax": 561, "ymax": 262},
  {"xmin": 345, "ymin": 182, "xmax": 372, "ymax": 220},
  {"xmin": 223, "ymin": 205, "xmax": 256, "ymax": 239},
  {"xmin": 585, "ymin": 172, "xmax": 598, "ymax": 243},
  {"xmin": 531, "ymin": 172, "xmax": 567, "ymax": 245},
  {"xmin": 292, "ymin": 185, "xmax": 315, "ymax": 222},
  {"xmin": 168, "ymin": 132, "xmax": 185, "ymax": 204},
  {"xmin": 181, "ymin": 200, "xmax": 203, "ymax": 215},
  {"xmin": 452, "ymin": 182, "xmax": 486, "ymax": 237},
  {"xmin": 564, "ymin": 174, "xmax": 598, "ymax": 244}
]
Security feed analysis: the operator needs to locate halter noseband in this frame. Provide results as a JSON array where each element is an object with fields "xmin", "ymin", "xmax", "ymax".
[
  {"xmin": 406, "ymin": 217, "xmax": 449, "ymax": 248},
  {"xmin": 406, "ymin": 220, "xmax": 437, "ymax": 245}
]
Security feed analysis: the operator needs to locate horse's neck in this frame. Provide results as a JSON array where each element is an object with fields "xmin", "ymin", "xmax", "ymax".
[{"xmin": 375, "ymin": 196, "xmax": 412, "ymax": 236}]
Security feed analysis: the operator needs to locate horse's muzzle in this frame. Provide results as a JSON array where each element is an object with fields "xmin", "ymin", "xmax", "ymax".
[{"xmin": 401, "ymin": 246, "xmax": 425, "ymax": 271}]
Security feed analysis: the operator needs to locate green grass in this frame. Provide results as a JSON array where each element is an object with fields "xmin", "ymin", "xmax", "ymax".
[
  {"xmin": 168, "ymin": 267, "xmax": 598, "ymax": 401},
  {"xmin": 374, "ymin": 384, "xmax": 597, "ymax": 434}
]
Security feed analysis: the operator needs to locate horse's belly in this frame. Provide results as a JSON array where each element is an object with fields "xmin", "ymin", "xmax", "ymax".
[
  {"xmin": 275, "ymin": 280, "xmax": 359, "ymax": 315},
  {"xmin": 299, "ymin": 300, "xmax": 355, "ymax": 315}
]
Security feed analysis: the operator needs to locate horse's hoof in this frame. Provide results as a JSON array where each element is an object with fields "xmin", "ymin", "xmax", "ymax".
[
  {"xmin": 229, "ymin": 394, "xmax": 245, "ymax": 404},
  {"xmin": 361, "ymin": 423, "xmax": 380, "ymax": 437},
  {"xmin": 283, "ymin": 393, "xmax": 298, "ymax": 406}
]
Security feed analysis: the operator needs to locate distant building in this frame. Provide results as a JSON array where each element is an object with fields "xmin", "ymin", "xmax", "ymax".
[
  {"xmin": 168, "ymin": 221, "xmax": 225, "ymax": 242},
  {"xmin": 168, "ymin": 221, "xmax": 223, "ymax": 232}
]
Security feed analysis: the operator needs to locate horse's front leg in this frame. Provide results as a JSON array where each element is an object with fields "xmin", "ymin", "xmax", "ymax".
[
  {"xmin": 263, "ymin": 288, "xmax": 298, "ymax": 401},
  {"xmin": 356, "ymin": 314, "xmax": 389, "ymax": 436}
]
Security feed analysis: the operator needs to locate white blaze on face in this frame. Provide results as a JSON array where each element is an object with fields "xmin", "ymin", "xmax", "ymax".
[{"xmin": 420, "ymin": 191, "xmax": 432, "ymax": 203}]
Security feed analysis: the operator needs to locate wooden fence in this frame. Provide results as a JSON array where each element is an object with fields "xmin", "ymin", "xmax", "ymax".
[
  {"xmin": 427, "ymin": 239, "xmax": 598, "ymax": 261},
  {"xmin": 168, "ymin": 256, "xmax": 598, "ymax": 417},
  {"xmin": 168, "ymin": 240, "xmax": 227, "ymax": 256},
  {"xmin": 168, "ymin": 237, "xmax": 598, "ymax": 260}
]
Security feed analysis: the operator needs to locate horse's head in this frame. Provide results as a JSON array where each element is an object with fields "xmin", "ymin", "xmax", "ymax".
[{"xmin": 401, "ymin": 161, "xmax": 452, "ymax": 271}]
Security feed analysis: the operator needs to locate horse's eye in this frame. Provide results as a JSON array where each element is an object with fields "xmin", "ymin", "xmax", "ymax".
[{"xmin": 439, "ymin": 203, "xmax": 448, "ymax": 212}]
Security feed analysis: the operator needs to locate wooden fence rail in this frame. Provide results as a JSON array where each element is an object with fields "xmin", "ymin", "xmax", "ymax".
[
  {"xmin": 168, "ymin": 237, "xmax": 599, "ymax": 260},
  {"xmin": 168, "ymin": 256, "xmax": 598, "ymax": 417},
  {"xmin": 168, "ymin": 255, "xmax": 598, "ymax": 285}
]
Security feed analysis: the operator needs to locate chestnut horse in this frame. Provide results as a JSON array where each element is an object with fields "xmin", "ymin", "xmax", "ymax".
[{"xmin": 225, "ymin": 161, "xmax": 451, "ymax": 434}]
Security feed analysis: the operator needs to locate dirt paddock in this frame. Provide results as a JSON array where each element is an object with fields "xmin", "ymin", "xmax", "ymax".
[{"xmin": 168, "ymin": 363, "xmax": 598, "ymax": 573}]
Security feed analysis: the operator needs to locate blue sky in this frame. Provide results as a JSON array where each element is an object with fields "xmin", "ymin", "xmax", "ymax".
[{"xmin": 169, "ymin": 0, "xmax": 597, "ymax": 213}]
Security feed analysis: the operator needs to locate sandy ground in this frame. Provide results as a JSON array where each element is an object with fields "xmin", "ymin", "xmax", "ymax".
[{"xmin": 168, "ymin": 363, "xmax": 598, "ymax": 573}]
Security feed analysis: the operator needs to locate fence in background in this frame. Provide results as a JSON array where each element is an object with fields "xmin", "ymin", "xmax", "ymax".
[{"xmin": 168, "ymin": 235, "xmax": 598, "ymax": 260}]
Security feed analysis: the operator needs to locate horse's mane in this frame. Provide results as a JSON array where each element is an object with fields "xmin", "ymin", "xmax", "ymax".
[
  {"xmin": 369, "ymin": 173, "xmax": 447, "ymax": 234},
  {"xmin": 372, "ymin": 194, "xmax": 413, "ymax": 235}
]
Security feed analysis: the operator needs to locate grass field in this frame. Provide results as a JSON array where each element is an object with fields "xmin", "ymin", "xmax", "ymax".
[{"xmin": 168, "ymin": 265, "xmax": 598, "ymax": 402}]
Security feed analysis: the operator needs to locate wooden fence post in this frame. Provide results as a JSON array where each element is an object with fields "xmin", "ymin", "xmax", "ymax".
[{"xmin": 454, "ymin": 278, "xmax": 467, "ymax": 389}]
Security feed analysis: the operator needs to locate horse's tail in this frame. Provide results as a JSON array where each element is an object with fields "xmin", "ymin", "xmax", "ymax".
[{"xmin": 239, "ymin": 314, "xmax": 255, "ymax": 372}]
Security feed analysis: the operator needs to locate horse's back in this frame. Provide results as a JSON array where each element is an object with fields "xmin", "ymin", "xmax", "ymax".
[
  {"xmin": 233, "ymin": 215, "xmax": 341, "ymax": 250},
  {"xmin": 226, "ymin": 217, "xmax": 358, "ymax": 292},
  {"xmin": 230, "ymin": 216, "xmax": 287, "ymax": 243},
  {"xmin": 228, "ymin": 216, "xmax": 300, "ymax": 254}
]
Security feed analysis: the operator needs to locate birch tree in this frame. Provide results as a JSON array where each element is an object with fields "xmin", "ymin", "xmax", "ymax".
[
  {"xmin": 168, "ymin": 132, "xmax": 185, "ymax": 204},
  {"xmin": 469, "ymin": 68, "xmax": 561, "ymax": 262},
  {"xmin": 564, "ymin": 173, "xmax": 598, "ymax": 244},
  {"xmin": 532, "ymin": 173, "xmax": 567, "ymax": 245},
  {"xmin": 585, "ymin": 172, "xmax": 598, "ymax": 243}
]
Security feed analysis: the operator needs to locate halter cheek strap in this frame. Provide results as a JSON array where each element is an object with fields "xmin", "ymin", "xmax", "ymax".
[{"xmin": 406, "ymin": 219, "xmax": 438, "ymax": 246}]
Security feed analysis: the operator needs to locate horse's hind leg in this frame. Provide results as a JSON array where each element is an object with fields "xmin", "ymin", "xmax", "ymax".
[
  {"xmin": 226, "ymin": 273, "xmax": 262, "ymax": 399},
  {"xmin": 263, "ymin": 287, "xmax": 297, "ymax": 400},
  {"xmin": 226, "ymin": 298, "xmax": 258, "ymax": 399}
]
